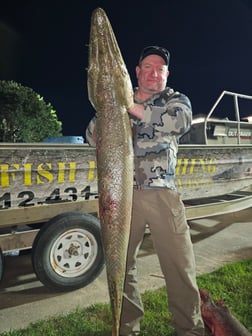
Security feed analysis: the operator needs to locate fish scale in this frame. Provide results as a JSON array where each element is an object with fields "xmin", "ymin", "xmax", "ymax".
[{"xmin": 87, "ymin": 7, "xmax": 134, "ymax": 336}]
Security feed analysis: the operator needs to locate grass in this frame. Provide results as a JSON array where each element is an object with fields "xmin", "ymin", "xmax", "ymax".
[{"xmin": 0, "ymin": 259, "xmax": 252, "ymax": 336}]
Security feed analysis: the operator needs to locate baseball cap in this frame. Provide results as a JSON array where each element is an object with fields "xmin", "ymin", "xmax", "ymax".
[{"xmin": 139, "ymin": 46, "xmax": 170, "ymax": 66}]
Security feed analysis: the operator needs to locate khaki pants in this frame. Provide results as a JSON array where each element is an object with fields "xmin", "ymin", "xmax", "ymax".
[{"xmin": 120, "ymin": 188, "xmax": 205, "ymax": 336}]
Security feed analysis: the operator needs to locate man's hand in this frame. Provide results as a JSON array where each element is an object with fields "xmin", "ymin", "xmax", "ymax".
[{"xmin": 127, "ymin": 103, "xmax": 144, "ymax": 120}]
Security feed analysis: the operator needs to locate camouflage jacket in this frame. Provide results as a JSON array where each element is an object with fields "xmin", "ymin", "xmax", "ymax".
[{"xmin": 85, "ymin": 87, "xmax": 192, "ymax": 190}]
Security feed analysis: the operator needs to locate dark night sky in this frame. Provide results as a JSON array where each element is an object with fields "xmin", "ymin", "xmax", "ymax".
[{"xmin": 1, "ymin": 0, "xmax": 252, "ymax": 138}]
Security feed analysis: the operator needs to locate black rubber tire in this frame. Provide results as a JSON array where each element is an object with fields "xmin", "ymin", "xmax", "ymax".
[
  {"xmin": 32, "ymin": 212, "xmax": 104, "ymax": 292},
  {"xmin": 0, "ymin": 249, "xmax": 4, "ymax": 282}
]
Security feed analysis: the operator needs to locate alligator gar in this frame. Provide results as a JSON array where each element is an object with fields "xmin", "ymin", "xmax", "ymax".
[
  {"xmin": 200, "ymin": 289, "xmax": 252, "ymax": 336},
  {"xmin": 87, "ymin": 7, "xmax": 134, "ymax": 336}
]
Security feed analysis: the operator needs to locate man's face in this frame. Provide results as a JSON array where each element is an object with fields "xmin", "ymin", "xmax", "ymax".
[{"xmin": 136, "ymin": 54, "xmax": 169, "ymax": 95}]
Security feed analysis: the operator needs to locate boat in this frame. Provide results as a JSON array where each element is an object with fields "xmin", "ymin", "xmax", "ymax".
[{"xmin": 0, "ymin": 90, "xmax": 251, "ymax": 220}]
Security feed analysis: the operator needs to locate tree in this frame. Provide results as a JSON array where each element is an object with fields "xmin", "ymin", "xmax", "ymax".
[{"xmin": 0, "ymin": 80, "xmax": 62, "ymax": 142}]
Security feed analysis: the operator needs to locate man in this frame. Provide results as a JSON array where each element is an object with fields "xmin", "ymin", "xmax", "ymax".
[{"xmin": 86, "ymin": 46, "xmax": 204, "ymax": 336}]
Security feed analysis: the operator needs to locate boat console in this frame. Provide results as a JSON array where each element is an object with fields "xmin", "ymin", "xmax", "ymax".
[{"xmin": 180, "ymin": 91, "xmax": 252, "ymax": 145}]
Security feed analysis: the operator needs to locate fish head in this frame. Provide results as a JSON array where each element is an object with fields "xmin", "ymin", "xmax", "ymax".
[
  {"xmin": 87, "ymin": 7, "xmax": 134, "ymax": 112},
  {"xmin": 199, "ymin": 289, "xmax": 212, "ymax": 303},
  {"xmin": 199, "ymin": 289, "xmax": 217, "ymax": 319}
]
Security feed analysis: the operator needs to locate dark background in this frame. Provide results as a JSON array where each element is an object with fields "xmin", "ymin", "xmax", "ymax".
[{"xmin": 1, "ymin": 0, "xmax": 252, "ymax": 138}]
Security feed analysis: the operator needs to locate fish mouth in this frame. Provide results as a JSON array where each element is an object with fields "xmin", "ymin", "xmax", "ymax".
[
  {"xmin": 88, "ymin": 7, "xmax": 133, "ymax": 111},
  {"xmin": 89, "ymin": 8, "xmax": 124, "ymax": 70}
]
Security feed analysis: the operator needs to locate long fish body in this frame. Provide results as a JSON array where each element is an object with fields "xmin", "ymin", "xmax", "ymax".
[
  {"xmin": 87, "ymin": 7, "xmax": 134, "ymax": 336},
  {"xmin": 200, "ymin": 289, "xmax": 252, "ymax": 336}
]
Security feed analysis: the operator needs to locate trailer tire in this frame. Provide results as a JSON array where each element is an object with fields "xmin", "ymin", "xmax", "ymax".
[
  {"xmin": 0, "ymin": 249, "xmax": 4, "ymax": 282},
  {"xmin": 32, "ymin": 212, "xmax": 104, "ymax": 292}
]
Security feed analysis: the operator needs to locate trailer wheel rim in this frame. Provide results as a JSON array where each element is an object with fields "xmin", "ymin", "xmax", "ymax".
[{"xmin": 50, "ymin": 229, "xmax": 98, "ymax": 278}]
